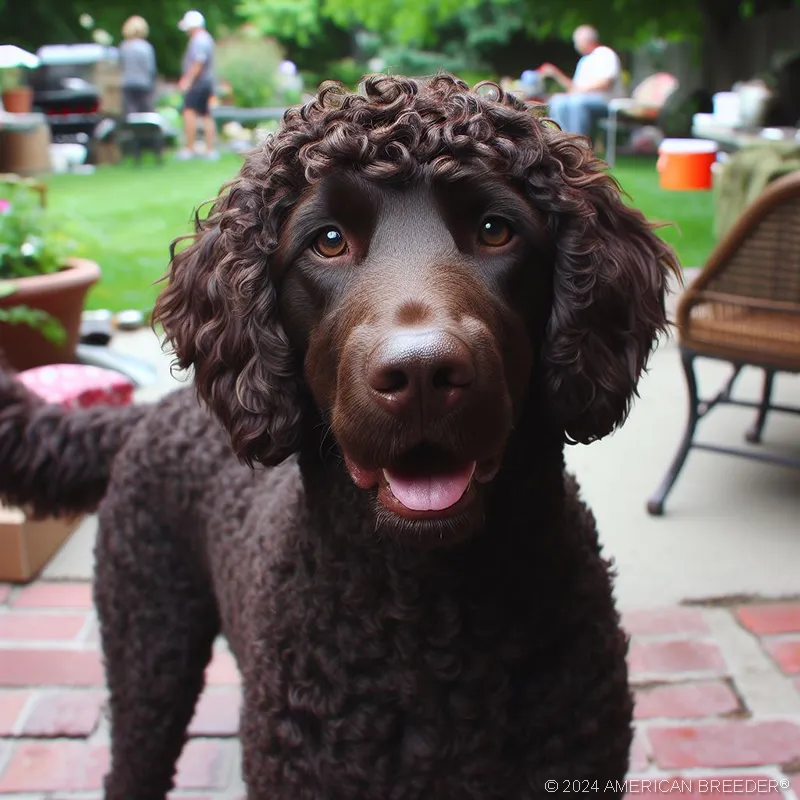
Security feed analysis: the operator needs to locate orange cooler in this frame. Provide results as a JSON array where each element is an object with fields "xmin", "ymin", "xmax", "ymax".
[{"xmin": 657, "ymin": 138, "xmax": 718, "ymax": 191}]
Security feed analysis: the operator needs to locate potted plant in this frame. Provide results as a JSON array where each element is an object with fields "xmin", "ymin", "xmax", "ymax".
[
  {"xmin": 0, "ymin": 67, "xmax": 33, "ymax": 113},
  {"xmin": 0, "ymin": 45, "xmax": 40, "ymax": 113},
  {"xmin": 0, "ymin": 181, "xmax": 101, "ymax": 371}
]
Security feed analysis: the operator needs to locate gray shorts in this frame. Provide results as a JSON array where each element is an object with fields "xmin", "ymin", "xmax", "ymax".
[{"xmin": 183, "ymin": 83, "xmax": 213, "ymax": 116}]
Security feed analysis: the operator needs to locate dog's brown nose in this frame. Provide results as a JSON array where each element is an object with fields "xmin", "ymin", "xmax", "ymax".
[{"xmin": 367, "ymin": 329, "xmax": 475, "ymax": 418}]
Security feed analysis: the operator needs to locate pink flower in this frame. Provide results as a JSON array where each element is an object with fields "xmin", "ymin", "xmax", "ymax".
[{"xmin": 0, "ymin": 199, "xmax": 10, "ymax": 214}]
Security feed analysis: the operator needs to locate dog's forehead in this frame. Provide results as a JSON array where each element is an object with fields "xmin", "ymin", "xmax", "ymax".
[
  {"xmin": 369, "ymin": 185, "xmax": 455, "ymax": 258},
  {"xmin": 305, "ymin": 176, "xmax": 459, "ymax": 263}
]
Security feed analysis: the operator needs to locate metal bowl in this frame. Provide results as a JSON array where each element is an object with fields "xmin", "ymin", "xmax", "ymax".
[{"xmin": 115, "ymin": 309, "xmax": 146, "ymax": 331}]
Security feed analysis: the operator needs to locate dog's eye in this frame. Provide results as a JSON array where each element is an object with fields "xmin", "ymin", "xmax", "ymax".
[
  {"xmin": 313, "ymin": 227, "xmax": 347, "ymax": 258},
  {"xmin": 478, "ymin": 218, "xmax": 513, "ymax": 248}
]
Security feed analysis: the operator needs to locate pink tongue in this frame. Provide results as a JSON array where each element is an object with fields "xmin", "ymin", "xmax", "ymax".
[{"xmin": 384, "ymin": 461, "xmax": 476, "ymax": 511}]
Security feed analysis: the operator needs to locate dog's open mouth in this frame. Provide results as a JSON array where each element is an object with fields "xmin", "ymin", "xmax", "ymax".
[{"xmin": 344, "ymin": 444, "xmax": 497, "ymax": 520}]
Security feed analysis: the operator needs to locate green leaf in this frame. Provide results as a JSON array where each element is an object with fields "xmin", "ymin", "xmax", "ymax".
[{"xmin": 0, "ymin": 304, "xmax": 66, "ymax": 345}]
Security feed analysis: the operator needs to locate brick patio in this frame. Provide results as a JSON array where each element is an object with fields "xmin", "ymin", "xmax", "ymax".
[{"xmin": 0, "ymin": 582, "xmax": 799, "ymax": 798}]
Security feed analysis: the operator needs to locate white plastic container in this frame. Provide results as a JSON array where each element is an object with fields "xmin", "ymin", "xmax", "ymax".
[{"xmin": 712, "ymin": 92, "xmax": 741, "ymax": 125}]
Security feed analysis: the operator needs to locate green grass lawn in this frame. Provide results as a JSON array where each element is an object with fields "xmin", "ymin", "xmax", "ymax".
[
  {"xmin": 47, "ymin": 155, "xmax": 241, "ymax": 312},
  {"xmin": 45, "ymin": 154, "xmax": 715, "ymax": 313},
  {"xmin": 613, "ymin": 157, "xmax": 716, "ymax": 270}
]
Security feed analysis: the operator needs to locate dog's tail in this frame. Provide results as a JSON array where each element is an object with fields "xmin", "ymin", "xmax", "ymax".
[{"xmin": 0, "ymin": 365, "xmax": 150, "ymax": 518}]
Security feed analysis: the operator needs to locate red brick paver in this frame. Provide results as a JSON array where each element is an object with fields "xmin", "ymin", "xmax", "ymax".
[
  {"xmin": 0, "ymin": 690, "xmax": 30, "ymax": 736},
  {"xmin": 205, "ymin": 648, "xmax": 242, "ymax": 686},
  {"xmin": 0, "ymin": 611, "xmax": 88, "ymax": 640},
  {"xmin": 623, "ymin": 607, "xmax": 710, "ymax": 636},
  {"xmin": 20, "ymin": 690, "xmax": 106, "ymax": 738},
  {"xmin": 648, "ymin": 720, "xmax": 800, "ymax": 769},
  {"xmin": 11, "ymin": 581, "xmax": 94, "ymax": 609},
  {"xmin": 188, "ymin": 687, "xmax": 242, "ymax": 737},
  {"xmin": 174, "ymin": 739, "xmax": 235, "ymax": 790},
  {"xmin": 634, "ymin": 681, "xmax": 741, "ymax": 719},
  {"xmin": 628, "ymin": 639, "xmax": 726, "ymax": 676},
  {"xmin": 0, "ymin": 648, "xmax": 104, "ymax": 687},
  {"xmin": 763, "ymin": 635, "xmax": 800, "ymax": 675},
  {"xmin": 629, "ymin": 728, "xmax": 650, "ymax": 772},
  {"xmin": 0, "ymin": 740, "xmax": 108, "ymax": 792},
  {"xmin": 0, "ymin": 583, "xmax": 799, "ymax": 796},
  {"xmin": 735, "ymin": 601, "xmax": 800, "ymax": 635}
]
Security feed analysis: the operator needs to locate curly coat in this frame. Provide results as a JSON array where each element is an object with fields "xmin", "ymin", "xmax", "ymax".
[{"xmin": 0, "ymin": 74, "xmax": 679, "ymax": 799}]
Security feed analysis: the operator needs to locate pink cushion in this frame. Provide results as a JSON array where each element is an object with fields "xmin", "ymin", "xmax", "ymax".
[
  {"xmin": 18, "ymin": 364, "xmax": 134, "ymax": 409},
  {"xmin": 632, "ymin": 73, "xmax": 679, "ymax": 108}
]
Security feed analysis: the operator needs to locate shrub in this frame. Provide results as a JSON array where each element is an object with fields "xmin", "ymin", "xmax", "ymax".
[{"xmin": 215, "ymin": 27, "xmax": 285, "ymax": 108}]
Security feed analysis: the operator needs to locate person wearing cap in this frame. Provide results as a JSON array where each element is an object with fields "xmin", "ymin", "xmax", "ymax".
[
  {"xmin": 176, "ymin": 9, "xmax": 218, "ymax": 160},
  {"xmin": 538, "ymin": 25, "xmax": 623, "ymax": 138}
]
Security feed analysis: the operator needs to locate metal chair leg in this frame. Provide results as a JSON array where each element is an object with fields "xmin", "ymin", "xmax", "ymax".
[
  {"xmin": 745, "ymin": 369, "xmax": 775, "ymax": 444},
  {"xmin": 647, "ymin": 349, "xmax": 700, "ymax": 516}
]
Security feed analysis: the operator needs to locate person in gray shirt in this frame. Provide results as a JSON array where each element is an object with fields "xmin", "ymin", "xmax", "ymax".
[
  {"xmin": 176, "ymin": 9, "xmax": 218, "ymax": 160},
  {"xmin": 119, "ymin": 16, "xmax": 157, "ymax": 115}
]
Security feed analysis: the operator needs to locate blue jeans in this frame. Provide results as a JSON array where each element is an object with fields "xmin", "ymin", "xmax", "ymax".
[{"xmin": 547, "ymin": 93, "xmax": 609, "ymax": 137}]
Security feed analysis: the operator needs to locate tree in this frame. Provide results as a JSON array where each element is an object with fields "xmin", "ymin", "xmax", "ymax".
[
  {"xmin": 319, "ymin": 0, "xmax": 693, "ymax": 47},
  {"xmin": 318, "ymin": 0, "xmax": 800, "ymax": 91},
  {"xmin": 321, "ymin": 0, "xmax": 800, "ymax": 48},
  {"xmin": 235, "ymin": 0, "xmax": 322, "ymax": 46}
]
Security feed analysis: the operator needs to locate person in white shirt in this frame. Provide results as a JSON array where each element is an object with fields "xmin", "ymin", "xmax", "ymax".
[{"xmin": 539, "ymin": 25, "xmax": 623, "ymax": 138}]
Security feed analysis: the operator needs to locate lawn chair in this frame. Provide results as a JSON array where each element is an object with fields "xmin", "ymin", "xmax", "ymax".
[
  {"xmin": 647, "ymin": 170, "xmax": 800, "ymax": 515},
  {"xmin": 604, "ymin": 72, "xmax": 679, "ymax": 167}
]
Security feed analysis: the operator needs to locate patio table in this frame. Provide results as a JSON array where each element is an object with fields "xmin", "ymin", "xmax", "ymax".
[{"xmin": 692, "ymin": 114, "xmax": 800, "ymax": 152}]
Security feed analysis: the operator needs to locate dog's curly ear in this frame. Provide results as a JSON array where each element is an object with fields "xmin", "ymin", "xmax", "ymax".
[
  {"xmin": 539, "ymin": 135, "xmax": 681, "ymax": 444},
  {"xmin": 153, "ymin": 176, "xmax": 302, "ymax": 466}
]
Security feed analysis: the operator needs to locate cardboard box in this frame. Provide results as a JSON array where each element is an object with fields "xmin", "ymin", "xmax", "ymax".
[
  {"xmin": 0, "ymin": 365, "xmax": 131, "ymax": 582},
  {"xmin": 0, "ymin": 503, "xmax": 82, "ymax": 583}
]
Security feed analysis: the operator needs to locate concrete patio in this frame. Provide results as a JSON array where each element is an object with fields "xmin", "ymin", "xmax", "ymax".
[{"xmin": 1, "ymin": 273, "xmax": 799, "ymax": 797}]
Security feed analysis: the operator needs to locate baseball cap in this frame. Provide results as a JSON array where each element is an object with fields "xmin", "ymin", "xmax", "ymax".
[{"xmin": 178, "ymin": 10, "xmax": 205, "ymax": 30}]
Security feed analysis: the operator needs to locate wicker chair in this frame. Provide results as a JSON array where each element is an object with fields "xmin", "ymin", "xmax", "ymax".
[{"xmin": 647, "ymin": 170, "xmax": 800, "ymax": 515}]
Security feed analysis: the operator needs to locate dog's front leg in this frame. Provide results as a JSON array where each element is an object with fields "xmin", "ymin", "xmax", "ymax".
[{"xmin": 94, "ymin": 484, "xmax": 220, "ymax": 800}]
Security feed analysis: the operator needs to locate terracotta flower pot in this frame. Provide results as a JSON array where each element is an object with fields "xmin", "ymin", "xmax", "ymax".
[
  {"xmin": 0, "ymin": 258, "xmax": 102, "ymax": 371},
  {"xmin": 2, "ymin": 87, "xmax": 33, "ymax": 114}
]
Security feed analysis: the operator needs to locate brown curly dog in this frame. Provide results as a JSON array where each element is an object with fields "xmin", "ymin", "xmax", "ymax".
[{"xmin": 0, "ymin": 74, "xmax": 679, "ymax": 799}]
